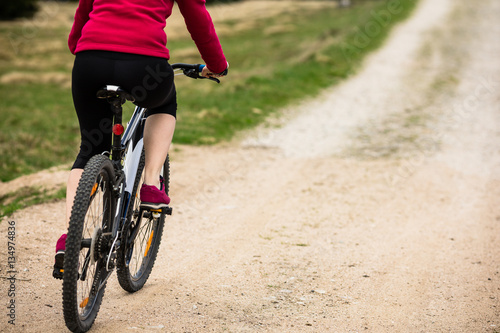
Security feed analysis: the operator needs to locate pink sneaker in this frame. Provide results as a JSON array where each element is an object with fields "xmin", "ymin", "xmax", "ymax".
[
  {"xmin": 53, "ymin": 234, "xmax": 66, "ymax": 280},
  {"xmin": 140, "ymin": 179, "xmax": 170, "ymax": 210}
]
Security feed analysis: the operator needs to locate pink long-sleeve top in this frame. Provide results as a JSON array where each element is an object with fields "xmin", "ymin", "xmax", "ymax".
[{"xmin": 68, "ymin": 0, "xmax": 227, "ymax": 73}]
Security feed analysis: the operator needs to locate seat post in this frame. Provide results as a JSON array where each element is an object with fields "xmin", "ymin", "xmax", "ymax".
[
  {"xmin": 111, "ymin": 103, "xmax": 123, "ymax": 163},
  {"xmin": 96, "ymin": 86, "xmax": 135, "ymax": 163}
]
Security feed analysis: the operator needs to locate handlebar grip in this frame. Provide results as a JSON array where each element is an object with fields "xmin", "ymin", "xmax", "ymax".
[
  {"xmin": 171, "ymin": 63, "xmax": 220, "ymax": 83},
  {"xmin": 171, "ymin": 63, "xmax": 204, "ymax": 73}
]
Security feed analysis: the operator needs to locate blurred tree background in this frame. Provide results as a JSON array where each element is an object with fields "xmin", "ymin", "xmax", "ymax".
[
  {"xmin": 0, "ymin": 0, "xmax": 242, "ymax": 21},
  {"xmin": 0, "ymin": 0, "xmax": 38, "ymax": 20}
]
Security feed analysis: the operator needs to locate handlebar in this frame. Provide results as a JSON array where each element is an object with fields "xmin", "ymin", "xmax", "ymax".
[{"xmin": 171, "ymin": 63, "xmax": 221, "ymax": 83}]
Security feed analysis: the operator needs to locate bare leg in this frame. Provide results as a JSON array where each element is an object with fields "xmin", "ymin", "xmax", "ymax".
[
  {"xmin": 143, "ymin": 114, "xmax": 176, "ymax": 188},
  {"xmin": 66, "ymin": 168, "xmax": 84, "ymax": 226},
  {"xmin": 65, "ymin": 114, "xmax": 174, "ymax": 225}
]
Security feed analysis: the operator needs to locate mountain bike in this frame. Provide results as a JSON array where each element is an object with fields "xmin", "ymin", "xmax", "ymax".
[{"xmin": 61, "ymin": 63, "xmax": 220, "ymax": 332}]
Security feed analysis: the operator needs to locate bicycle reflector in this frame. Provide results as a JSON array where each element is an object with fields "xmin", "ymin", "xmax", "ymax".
[{"xmin": 113, "ymin": 124, "xmax": 124, "ymax": 135}]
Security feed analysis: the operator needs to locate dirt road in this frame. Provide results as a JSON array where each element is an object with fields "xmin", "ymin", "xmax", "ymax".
[{"xmin": 1, "ymin": 0, "xmax": 499, "ymax": 331}]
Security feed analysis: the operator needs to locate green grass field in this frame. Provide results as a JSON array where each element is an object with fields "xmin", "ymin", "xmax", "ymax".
[{"xmin": 0, "ymin": 0, "xmax": 418, "ymax": 182}]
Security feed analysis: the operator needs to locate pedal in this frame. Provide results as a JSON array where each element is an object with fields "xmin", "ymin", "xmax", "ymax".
[
  {"xmin": 150, "ymin": 209, "xmax": 161, "ymax": 219},
  {"xmin": 52, "ymin": 252, "xmax": 65, "ymax": 280},
  {"xmin": 141, "ymin": 206, "xmax": 173, "ymax": 217},
  {"xmin": 163, "ymin": 207, "xmax": 173, "ymax": 215},
  {"xmin": 52, "ymin": 268, "xmax": 64, "ymax": 280},
  {"xmin": 151, "ymin": 207, "xmax": 173, "ymax": 216}
]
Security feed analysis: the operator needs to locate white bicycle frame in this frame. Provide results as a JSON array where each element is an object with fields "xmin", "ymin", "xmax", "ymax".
[{"xmin": 111, "ymin": 104, "xmax": 167, "ymax": 235}]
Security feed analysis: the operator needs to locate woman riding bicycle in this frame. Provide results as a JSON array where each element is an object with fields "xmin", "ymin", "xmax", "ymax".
[{"xmin": 53, "ymin": 0, "xmax": 228, "ymax": 278}]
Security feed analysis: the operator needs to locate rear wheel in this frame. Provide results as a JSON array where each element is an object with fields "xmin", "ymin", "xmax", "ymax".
[
  {"xmin": 62, "ymin": 155, "xmax": 115, "ymax": 332},
  {"xmin": 116, "ymin": 152, "xmax": 170, "ymax": 292}
]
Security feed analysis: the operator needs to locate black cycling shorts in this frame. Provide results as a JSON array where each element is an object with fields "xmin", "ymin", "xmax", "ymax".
[{"xmin": 71, "ymin": 50, "xmax": 176, "ymax": 169}]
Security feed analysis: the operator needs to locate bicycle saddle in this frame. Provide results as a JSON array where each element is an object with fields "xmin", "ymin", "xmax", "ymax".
[{"xmin": 96, "ymin": 85, "xmax": 135, "ymax": 104}]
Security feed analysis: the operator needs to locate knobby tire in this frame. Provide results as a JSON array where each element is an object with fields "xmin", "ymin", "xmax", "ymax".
[{"xmin": 62, "ymin": 155, "xmax": 115, "ymax": 333}]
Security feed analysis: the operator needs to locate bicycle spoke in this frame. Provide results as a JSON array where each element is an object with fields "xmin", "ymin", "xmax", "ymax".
[{"xmin": 116, "ymin": 151, "xmax": 167, "ymax": 292}]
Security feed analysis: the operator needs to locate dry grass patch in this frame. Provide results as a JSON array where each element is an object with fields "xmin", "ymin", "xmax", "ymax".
[{"xmin": 0, "ymin": 71, "xmax": 70, "ymax": 88}]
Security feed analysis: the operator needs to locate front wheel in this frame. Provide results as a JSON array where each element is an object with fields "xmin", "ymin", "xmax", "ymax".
[
  {"xmin": 116, "ymin": 152, "xmax": 169, "ymax": 292},
  {"xmin": 62, "ymin": 155, "xmax": 115, "ymax": 332}
]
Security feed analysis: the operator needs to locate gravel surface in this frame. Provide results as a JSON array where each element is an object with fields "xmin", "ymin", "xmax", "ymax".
[{"xmin": 1, "ymin": 0, "xmax": 499, "ymax": 331}]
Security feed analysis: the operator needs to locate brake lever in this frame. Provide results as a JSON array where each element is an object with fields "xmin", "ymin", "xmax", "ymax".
[
  {"xmin": 206, "ymin": 76, "xmax": 221, "ymax": 84},
  {"xmin": 183, "ymin": 69, "xmax": 220, "ymax": 84}
]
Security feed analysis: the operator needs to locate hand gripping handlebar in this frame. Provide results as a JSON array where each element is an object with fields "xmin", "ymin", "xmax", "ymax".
[{"xmin": 171, "ymin": 63, "xmax": 221, "ymax": 83}]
